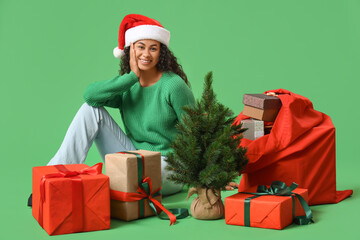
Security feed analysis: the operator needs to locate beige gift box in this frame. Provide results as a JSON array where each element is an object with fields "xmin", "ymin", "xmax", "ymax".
[
  {"xmin": 105, "ymin": 150, "xmax": 162, "ymax": 221},
  {"xmin": 243, "ymin": 105, "xmax": 280, "ymax": 122}
]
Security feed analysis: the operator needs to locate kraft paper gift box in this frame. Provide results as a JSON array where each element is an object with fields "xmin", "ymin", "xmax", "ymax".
[
  {"xmin": 105, "ymin": 150, "xmax": 162, "ymax": 221},
  {"xmin": 225, "ymin": 185, "xmax": 310, "ymax": 230},
  {"xmin": 243, "ymin": 105, "xmax": 280, "ymax": 122},
  {"xmin": 32, "ymin": 163, "xmax": 110, "ymax": 235},
  {"xmin": 243, "ymin": 94, "xmax": 282, "ymax": 109},
  {"xmin": 242, "ymin": 94, "xmax": 282, "ymax": 122}
]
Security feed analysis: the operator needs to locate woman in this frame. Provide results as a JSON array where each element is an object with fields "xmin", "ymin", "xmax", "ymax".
[{"xmin": 46, "ymin": 14, "xmax": 195, "ymax": 196}]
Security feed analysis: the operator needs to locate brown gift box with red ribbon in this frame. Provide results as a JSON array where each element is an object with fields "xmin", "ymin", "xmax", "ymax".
[
  {"xmin": 105, "ymin": 150, "xmax": 162, "ymax": 221},
  {"xmin": 32, "ymin": 163, "xmax": 110, "ymax": 235}
]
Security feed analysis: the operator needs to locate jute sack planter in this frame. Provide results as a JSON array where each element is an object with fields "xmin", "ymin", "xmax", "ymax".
[{"xmin": 187, "ymin": 187, "xmax": 224, "ymax": 220}]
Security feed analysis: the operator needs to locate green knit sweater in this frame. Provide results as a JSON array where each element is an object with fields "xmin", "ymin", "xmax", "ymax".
[{"xmin": 84, "ymin": 71, "xmax": 195, "ymax": 155}]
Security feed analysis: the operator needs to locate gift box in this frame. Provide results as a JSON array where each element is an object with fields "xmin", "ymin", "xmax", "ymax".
[
  {"xmin": 264, "ymin": 125, "xmax": 273, "ymax": 135},
  {"xmin": 225, "ymin": 182, "xmax": 312, "ymax": 230},
  {"xmin": 105, "ymin": 150, "xmax": 162, "ymax": 221},
  {"xmin": 242, "ymin": 94, "xmax": 282, "ymax": 122},
  {"xmin": 242, "ymin": 105, "xmax": 280, "ymax": 122},
  {"xmin": 243, "ymin": 94, "xmax": 281, "ymax": 109},
  {"xmin": 241, "ymin": 119, "xmax": 264, "ymax": 140},
  {"xmin": 32, "ymin": 163, "xmax": 110, "ymax": 235}
]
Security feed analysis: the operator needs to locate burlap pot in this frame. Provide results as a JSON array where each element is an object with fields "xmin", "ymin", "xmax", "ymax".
[{"xmin": 187, "ymin": 187, "xmax": 224, "ymax": 220}]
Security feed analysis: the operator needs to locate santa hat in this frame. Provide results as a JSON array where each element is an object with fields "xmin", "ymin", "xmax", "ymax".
[{"xmin": 113, "ymin": 14, "xmax": 170, "ymax": 59}]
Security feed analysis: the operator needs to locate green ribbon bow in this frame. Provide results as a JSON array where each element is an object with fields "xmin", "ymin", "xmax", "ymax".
[{"xmin": 241, "ymin": 181, "xmax": 314, "ymax": 227}]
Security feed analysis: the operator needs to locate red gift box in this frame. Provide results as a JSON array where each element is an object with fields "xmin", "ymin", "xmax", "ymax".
[
  {"xmin": 225, "ymin": 184, "xmax": 310, "ymax": 230},
  {"xmin": 32, "ymin": 163, "xmax": 110, "ymax": 235}
]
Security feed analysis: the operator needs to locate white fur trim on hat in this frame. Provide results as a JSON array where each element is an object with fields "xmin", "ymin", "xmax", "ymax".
[
  {"xmin": 113, "ymin": 47, "xmax": 124, "ymax": 59},
  {"xmin": 125, "ymin": 25, "xmax": 170, "ymax": 47}
]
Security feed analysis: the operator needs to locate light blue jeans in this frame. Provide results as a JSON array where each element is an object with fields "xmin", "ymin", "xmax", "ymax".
[{"xmin": 48, "ymin": 103, "xmax": 183, "ymax": 196}]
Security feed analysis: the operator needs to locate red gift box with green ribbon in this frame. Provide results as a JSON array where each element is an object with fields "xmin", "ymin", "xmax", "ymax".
[
  {"xmin": 32, "ymin": 163, "xmax": 111, "ymax": 235},
  {"xmin": 225, "ymin": 181, "xmax": 313, "ymax": 230},
  {"xmin": 106, "ymin": 150, "xmax": 182, "ymax": 225}
]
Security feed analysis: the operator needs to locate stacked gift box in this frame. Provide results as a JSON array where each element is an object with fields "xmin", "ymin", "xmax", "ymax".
[{"xmin": 241, "ymin": 94, "xmax": 282, "ymax": 140}]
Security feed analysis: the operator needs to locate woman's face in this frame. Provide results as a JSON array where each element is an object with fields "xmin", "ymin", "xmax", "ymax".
[{"xmin": 133, "ymin": 39, "xmax": 161, "ymax": 72}]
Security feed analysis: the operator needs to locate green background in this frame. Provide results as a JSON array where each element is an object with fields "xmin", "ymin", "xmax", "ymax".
[{"xmin": 1, "ymin": 0, "xmax": 359, "ymax": 239}]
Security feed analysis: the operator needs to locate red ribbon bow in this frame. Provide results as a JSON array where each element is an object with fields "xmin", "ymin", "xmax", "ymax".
[
  {"xmin": 38, "ymin": 163, "xmax": 103, "ymax": 230},
  {"xmin": 110, "ymin": 177, "xmax": 177, "ymax": 225},
  {"xmin": 40, "ymin": 163, "xmax": 102, "ymax": 202}
]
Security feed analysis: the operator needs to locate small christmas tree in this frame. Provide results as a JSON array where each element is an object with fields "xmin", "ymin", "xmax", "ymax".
[{"xmin": 165, "ymin": 72, "xmax": 248, "ymax": 219}]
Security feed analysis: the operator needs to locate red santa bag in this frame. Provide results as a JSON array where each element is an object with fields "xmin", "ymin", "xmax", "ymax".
[{"xmin": 233, "ymin": 89, "xmax": 353, "ymax": 205}]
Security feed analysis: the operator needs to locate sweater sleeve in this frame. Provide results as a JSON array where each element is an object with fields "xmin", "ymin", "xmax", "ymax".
[
  {"xmin": 83, "ymin": 71, "xmax": 138, "ymax": 108},
  {"xmin": 169, "ymin": 79, "xmax": 195, "ymax": 122}
]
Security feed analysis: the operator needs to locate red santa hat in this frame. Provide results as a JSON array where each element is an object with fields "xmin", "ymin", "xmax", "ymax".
[{"xmin": 113, "ymin": 14, "xmax": 171, "ymax": 59}]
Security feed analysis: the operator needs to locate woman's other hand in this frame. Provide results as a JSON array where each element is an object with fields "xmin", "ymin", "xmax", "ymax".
[
  {"xmin": 224, "ymin": 182, "xmax": 239, "ymax": 190},
  {"xmin": 130, "ymin": 42, "xmax": 141, "ymax": 79}
]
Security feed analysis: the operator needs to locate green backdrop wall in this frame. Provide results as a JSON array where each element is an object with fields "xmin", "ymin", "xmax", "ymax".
[{"xmin": 1, "ymin": 0, "xmax": 359, "ymax": 239}]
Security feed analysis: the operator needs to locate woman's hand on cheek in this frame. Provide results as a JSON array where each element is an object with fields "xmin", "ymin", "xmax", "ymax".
[{"xmin": 130, "ymin": 42, "xmax": 141, "ymax": 79}]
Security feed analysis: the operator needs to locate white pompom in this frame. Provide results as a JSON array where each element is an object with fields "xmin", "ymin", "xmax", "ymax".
[{"xmin": 113, "ymin": 47, "xmax": 124, "ymax": 59}]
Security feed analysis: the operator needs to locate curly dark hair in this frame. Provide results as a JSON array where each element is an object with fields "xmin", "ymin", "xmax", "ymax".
[{"xmin": 119, "ymin": 43, "xmax": 189, "ymax": 85}]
